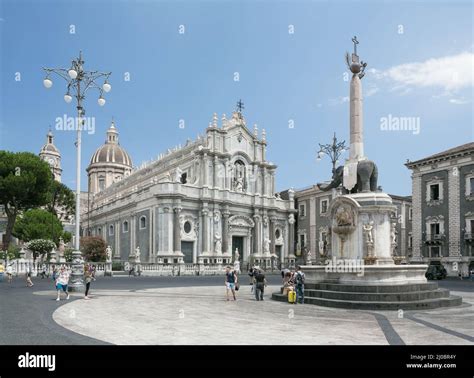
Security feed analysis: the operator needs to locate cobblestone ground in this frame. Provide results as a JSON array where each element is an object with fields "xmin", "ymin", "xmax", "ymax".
[
  {"xmin": 1, "ymin": 275, "xmax": 473, "ymax": 345},
  {"xmin": 48, "ymin": 282, "xmax": 474, "ymax": 345}
]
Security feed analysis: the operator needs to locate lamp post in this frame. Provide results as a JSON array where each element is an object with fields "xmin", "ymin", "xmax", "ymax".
[
  {"xmin": 43, "ymin": 51, "xmax": 111, "ymax": 290},
  {"xmin": 316, "ymin": 132, "xmax": 348, "ymax": 175}
]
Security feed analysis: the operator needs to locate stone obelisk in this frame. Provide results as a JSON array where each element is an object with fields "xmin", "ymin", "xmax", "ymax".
[{"xmin": 343, "ymin": 36, "xmax": 368, "ymax": 191}]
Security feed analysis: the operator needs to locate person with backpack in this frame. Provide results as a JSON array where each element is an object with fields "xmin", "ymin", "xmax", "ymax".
[
  {"xmin": 295, "ymin": 266, "xmax": 305, "ymax": 304},
  {"xmin": 254, "ymin": 269, "xmax": 267, "ymax": 301}
]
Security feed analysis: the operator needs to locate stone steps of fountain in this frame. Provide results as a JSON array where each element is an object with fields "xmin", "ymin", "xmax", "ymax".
[
  {"xmin": 271, "ymin": 291, "xmax": 462, "ymax": 310},
  {"xmin": 305, "ymin": 282, "xmax": 439, "ymax": 293},
  {"xmin": 306, "ymin": 288, "xmax": 450, "ymax": 302}
]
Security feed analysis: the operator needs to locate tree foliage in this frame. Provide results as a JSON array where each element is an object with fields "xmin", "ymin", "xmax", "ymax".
[
  {"xmin": 12, "ymin": 208, "xmax": 66, "ymax": 245},
  {"xmin": 47, "ymin": 181, "xmax": 75, "ymax": 222},
  {"xmin": 0, "ymin": 151, "xmax": 53, "ymax": 248},
  {"xmin": 80, "ymin": 236, "xmax": 107, "ymax": 262},
  {"xmin": 26, "ymin": 239, "xmax": 56, "ymax": 261}
]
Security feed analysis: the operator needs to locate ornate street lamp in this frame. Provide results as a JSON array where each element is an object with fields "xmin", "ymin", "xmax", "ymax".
[
  {"xmin": 316, "ymin": 132, "xmax": 349, "ymax": 175},
  {"xmin": 43, "ymin": 51, "xmax": 111, "ymax": 290}
]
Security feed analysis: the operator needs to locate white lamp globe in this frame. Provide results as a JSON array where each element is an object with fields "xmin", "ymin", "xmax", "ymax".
[
  {"xmin": 98, "ymin": 97, "xmax": 106, "ymax": 107},
  {"xmin": 102, "ymin": 81, "xmax": 111, "ymax": 93},
  {"xmin": 64, "ymin": 94, "xmax": 72, "ymax": 103},
  {"xmin": 68, "ymin": 69, "xmax": 78, "ymax": 79},
  {"xmin": 43, "ymin": 78, "xmax": 53, "ymax": 88}
]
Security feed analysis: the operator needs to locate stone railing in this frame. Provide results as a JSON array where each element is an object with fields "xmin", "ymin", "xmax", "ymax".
[{"xmin": 4, "ymin": 260, "xmax": 110, "ymax": 277}]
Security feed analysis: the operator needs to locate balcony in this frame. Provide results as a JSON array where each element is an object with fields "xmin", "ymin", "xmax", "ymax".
[
  {"xmin": 423, "ymin": 233, "xmax": 446, "ymax": 245},
  {"xmin": 464, "ymin": 232, "xmax": 473, "ymax": 242}
]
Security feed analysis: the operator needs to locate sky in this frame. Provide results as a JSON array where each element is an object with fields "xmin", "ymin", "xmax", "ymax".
[{"xmin": 1, "ymin": 0, "xmax": 473, "ymax": 195}]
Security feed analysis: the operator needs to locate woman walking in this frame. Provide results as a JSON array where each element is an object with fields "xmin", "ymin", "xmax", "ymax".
[
  {"xmin": 6, "ymin": 264, "xmax": 13, "ymax": 284},
  {"xmin": 84, "ymin": 264, "xmax": 96, "ymax": 300},
  {"xmin": 55, "ymin": 265, "xmax": 70, "ymax": 301}
]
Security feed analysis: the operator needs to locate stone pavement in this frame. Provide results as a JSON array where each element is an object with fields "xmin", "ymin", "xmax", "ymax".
[{"xmin": 47, "ymin": 283, "xmax": 474, "ymax": 345}]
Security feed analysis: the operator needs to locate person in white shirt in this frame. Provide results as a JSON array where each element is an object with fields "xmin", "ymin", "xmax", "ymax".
[
  {"xmin": 55, "ymin": 265, "xmax": 70, "ymax": 301},
  {"xmin": 6, "ymin": 264, "xmax": 13, "ymax": 284}
]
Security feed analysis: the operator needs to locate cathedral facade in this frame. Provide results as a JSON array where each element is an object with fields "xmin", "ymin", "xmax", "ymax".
[{"xmin": 83, "ymin": 110, "xmax": 296, "ymax": 269}]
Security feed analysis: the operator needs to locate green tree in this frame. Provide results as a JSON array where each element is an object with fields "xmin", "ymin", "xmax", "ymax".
[
  {"xmin": 0, "ymin": 151, "xmax": 53, "ymax": 249},
  {"xmin": 13, "ymin": 208, "xmax": 66, "ymax": 245},
  {"xmin": 26, "ymin": 239, "xmax": 56, "ymax": 262},
  {"xmin": 47, "ymin": 181, "xmax": 75, "ymax": 222},
  {"xmin": 80, "ymin": 236, "xmax": 107, "ymax": 262}
]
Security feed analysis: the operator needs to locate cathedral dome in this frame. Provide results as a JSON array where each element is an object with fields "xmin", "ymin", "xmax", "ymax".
[{"xmin": 89, "ymin": 121, "xmax": 132, "ymax": 167}]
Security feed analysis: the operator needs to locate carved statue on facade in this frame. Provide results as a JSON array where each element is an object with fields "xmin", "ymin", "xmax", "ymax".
[
  {"xmin": 263, "ymin": 238, "xmax": 271, "ymax": 254},
  {"xmin": 175, "ymin": 166, "xmax": 183, "ymax": 183},
  {"xmin": 335, "ymin": 206, "xmax": 354, "ymax": 227},
  {"xmin": 106, "ymin": 245, "xmax": 112, "ymax": 263},
  {"xmin": 363, "ymin": 221, "xmax": 374, "ymax": 244},
  {"xmin": 135, "ymin": 246, "xmax": 141, "ymax": 263},
  {"xmin": 215, "ymin": 233, "xmax": 222, "ymax": 254}
]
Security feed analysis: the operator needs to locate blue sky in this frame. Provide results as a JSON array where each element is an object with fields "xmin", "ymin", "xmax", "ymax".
[{"xmin": 1, "ymin": 0, "xmax": 473, "ymax": 195}]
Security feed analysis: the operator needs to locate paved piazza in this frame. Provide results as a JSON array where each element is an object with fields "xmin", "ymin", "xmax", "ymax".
[{"xmin": 43, "ymin": 281, "xmax": 474, "ymax": 345}]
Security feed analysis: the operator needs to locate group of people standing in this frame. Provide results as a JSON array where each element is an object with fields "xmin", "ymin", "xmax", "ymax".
[
  {"xmin": 282, "ymin": 266, "xmax": 306, "ymax": 304},
  {"xmin": 224, "ymin": 265, "xmax": 268, "ymax": 301},
  {"xmin": 0, "ymin": 261, "xmax": 96, "ymax": 301}
]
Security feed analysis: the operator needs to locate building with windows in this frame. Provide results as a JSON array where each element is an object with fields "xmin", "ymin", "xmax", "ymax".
[
  {"xmin": 293, "ymin": 185, "xmax": 412, "ymax": 265},
  {"xmin": 406, "ymin": 142, "xmax": 474, "ymax": 277},
  {"xmin": 83, "ymin": 110, "xmax": 296, "ymax": 269}
]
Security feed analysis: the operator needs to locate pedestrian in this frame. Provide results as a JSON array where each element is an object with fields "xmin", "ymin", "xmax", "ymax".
[
  {"xmin": 55, "ymin": 265, "xmax": 70, "ymax": 301},
  {"xmin": 294, "ymin": 265, "xmax": 306, "ymax": 304},
  {"xmin": 248, "ymin": 266, "xmax": 257, "ymax": 294},
  {"xmin": 84, "ymin": 264, "xmax": 96, "ymax": 300},
  {"xmin": 51, "ymin": 265, "xmax": 58, "ymax": 281},
  {"xmin": 40, "ymin": 264, "xmax": 47, "ymax": 279},
  {"xmin": 225, "ymin": 266, "xmax": 238, "ymax": 301},
  {"xmin": 458, "ymin": 271, "xmax": 463, "ymax": 280},
  {"xmin": 254, "ymin": 269, "xmax": 267, "ymax": 301},
  {"xmin": 128, "ymin": 265, "xmax": 135, "ymax": 277},
  {"xmin": 0, "ymin": 262, "xmax": 4, "ymax": 282},
  {"xmin": 6, "ymin": 264, "xmax": 13, "ymax": 284},
  {"xmin": 26, "ymin": 271, "xmax": 34, "ymax": 287}
]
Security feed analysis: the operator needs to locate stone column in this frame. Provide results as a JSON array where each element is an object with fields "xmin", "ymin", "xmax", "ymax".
[
  {"xmin": 448, "ymin": 167, "xmax": 461, "ymax": 258},
  {"xmin": 201, "ymin": 208, "xmax": 209, "ymax": 253},
  {"xmin": 349, "ymin": 74, "xmax": 364, "ymax": 160},
  {"xmin": 253, "ymin": 214, "xmax": 261, "ymax": 255},
  {"xmin": 213, "ymin": 156, "xmax": 218, "ymax": 188},
  {"xmin": 222, "ymin": 209, "xmax": 230, "ymax": 254},
  {"xmin": 173, "ymin": 207, "xmax": 182, "ymax": 253},
  {"xmin": 288, "ymin": 214, "xmax": 295, "ymax": 257},
  {"xmin": 270, "ymin": 217, "xmax": 276, "ymax": 256},
  {"xmin": 262, "ymin": 167, "xmax": 266, "ymax": 197},
  {"xmin": 411, "ymin": 173, "xmax": 423, "ymax": 262},
  {"xmin": 203, "ymin": 153, "xmax": 208, "ymax": 187}
]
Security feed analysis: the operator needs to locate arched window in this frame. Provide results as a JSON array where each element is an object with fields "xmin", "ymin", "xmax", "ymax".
[
  {"xmin": 140, "ymin": 216, "xmax": 147, "ymax": 229},
  {"xmin": 123, "ymin": 221, "xmax": 129, "ymax": 233},
  {"xmin": 109, "ymin": 224, "xmax": 114, "ymax": 236}
]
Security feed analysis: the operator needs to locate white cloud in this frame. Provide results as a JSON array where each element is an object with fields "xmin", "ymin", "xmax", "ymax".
[
  {"xmin": 449, "ymin": 98, "xmax": 471, "ymax": 105},
  {"xmin": 373, "ymin": 52, "xmax": 473, "ymax": 92},
  {"xmin": 328, "ymin": 96, "xmax": 349, "ymax": 106}
]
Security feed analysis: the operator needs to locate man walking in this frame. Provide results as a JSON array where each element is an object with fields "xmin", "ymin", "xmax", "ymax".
[
  {"xmin": 225, "ymin": 266, "xmax": 238, "ymax": 301},
  {"xmin": 295, "ymin": 266, "xmax": 305, "ymax": 304},
  {"xmin": 254, "ymin": 269, "xmax": 267, "ymax": 301}
]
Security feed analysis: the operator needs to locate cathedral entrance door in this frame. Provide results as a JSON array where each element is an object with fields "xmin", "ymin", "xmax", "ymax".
[{"xmin": 181, "ymin": 241, "xmax": 193, "ymax": 263}]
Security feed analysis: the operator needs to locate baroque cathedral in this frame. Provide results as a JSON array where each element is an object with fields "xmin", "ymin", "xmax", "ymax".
[{"xmin": 83, "ymin": 109, "xmax": 297, "ymax": 268}]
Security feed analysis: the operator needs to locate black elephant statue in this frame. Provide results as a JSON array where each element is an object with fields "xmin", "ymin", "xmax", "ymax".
[{"xmin": 317, "ymin": 160, "xmax": 378, "ymax": 193}]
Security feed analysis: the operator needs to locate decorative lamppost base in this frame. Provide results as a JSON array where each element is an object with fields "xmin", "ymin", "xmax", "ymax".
[{"xmin": 68, "ymin": 249, "xmax": 84, "ymax": 292}]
